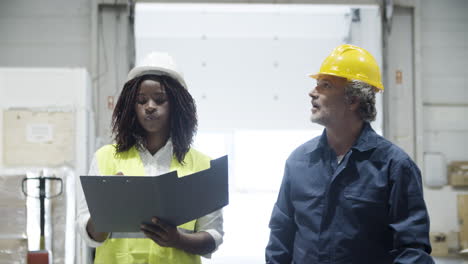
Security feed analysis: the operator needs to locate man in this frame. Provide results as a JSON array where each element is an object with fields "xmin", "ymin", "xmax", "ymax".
[{"xmin": 265, "ymin": 44, "xmax": 434, "ymax": 264}]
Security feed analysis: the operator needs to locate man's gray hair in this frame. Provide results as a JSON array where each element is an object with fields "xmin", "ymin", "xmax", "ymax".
[{"xmin": 344, "ymin": 80, "xmax": 377, "ymax": 122}]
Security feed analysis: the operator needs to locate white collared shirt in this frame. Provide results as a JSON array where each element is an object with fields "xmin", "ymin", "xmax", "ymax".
[{"xmin": 76, "ymin": 140, "xmax": 224, "ymax": 257}]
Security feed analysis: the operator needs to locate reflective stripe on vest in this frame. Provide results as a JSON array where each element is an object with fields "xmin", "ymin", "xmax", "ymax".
[{"xmin": 93, "ymin": 144, "xmax": 211, "ymax": 264}]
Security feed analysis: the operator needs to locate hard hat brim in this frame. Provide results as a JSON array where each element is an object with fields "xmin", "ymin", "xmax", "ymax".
[
  {"xmin": 127, "ymin": 66, "xmax": 187, "ymax": 89},
  {"xmin": 308, "ymin": 72, "xmax": 384, "ymax": 90}
]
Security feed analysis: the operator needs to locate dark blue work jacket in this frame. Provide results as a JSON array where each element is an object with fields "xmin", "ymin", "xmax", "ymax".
[{"xmin": 266, "ymin": 123, "xmax": 434, "ymax": 264}]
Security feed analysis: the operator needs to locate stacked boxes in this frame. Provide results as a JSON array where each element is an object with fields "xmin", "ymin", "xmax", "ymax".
[
  {"xmin": 449, "ymin": 162, "xmax": 468, "ymax": 187},
  {"xmin": 0, "ymin": 174, "xmax": 28, "ymax": 264},
  {"xmin": 429, "ymin": 232, "xmax": 449, "ymax": 256},
  {"xmin": 457, "ymin": 194, "xmax": 468, "ymax": 250}
]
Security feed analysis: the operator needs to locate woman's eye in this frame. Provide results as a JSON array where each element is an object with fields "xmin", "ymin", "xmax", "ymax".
[
  {"xmin": 136, "ymin": 96, "xmax": 148, "ymax": 104},
  {"xmin": 154, "ymin": 97, "xmax": 167, "ymax": 105},
  {"xmin": 136, "ymin": 95, "xmax": 167, "ymax": 105}
]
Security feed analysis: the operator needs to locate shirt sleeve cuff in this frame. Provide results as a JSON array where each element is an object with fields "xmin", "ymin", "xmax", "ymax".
[
  {"xmin": 200, "ymin": 229, "xmax": 223, "ymax": 259},
  {"xmin": 76, "ymin": 212, "xmax": 105, "ymax": 248}
]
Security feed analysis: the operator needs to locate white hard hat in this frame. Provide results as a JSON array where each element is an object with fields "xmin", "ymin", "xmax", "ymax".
[{"xmin": 127, "ymin": 52, "xmax": 187, "ymax": 89}]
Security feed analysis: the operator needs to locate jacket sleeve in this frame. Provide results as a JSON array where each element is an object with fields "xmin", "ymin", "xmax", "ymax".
[
  {"xmin": 388, "ymin": 158, "xmax": 434, "ymax": 264},
  {"xmin": 265, "ymin": 162, "xmax": 296, "ymax": 264}
]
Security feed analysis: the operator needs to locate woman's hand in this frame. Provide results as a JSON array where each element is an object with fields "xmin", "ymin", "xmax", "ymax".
[
  {"xmin": 86, "ymin": 171, "xmax": 124, "ymax": 243},
  {"xmin": 86, "ymin": 218, "xmax": 109, "ymax": 242},
  {"xmin": 140, "ymin": 217, "xmax": 216, "ymax": 255},
  {"xmin": 140, "ymin": 217, "xmax": 181, "ymax": 248}
]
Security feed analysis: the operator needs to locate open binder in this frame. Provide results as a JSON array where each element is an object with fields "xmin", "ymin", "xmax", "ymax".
[{"xmin": 80, "ymin": 155, "xmax": 228, "ymax": 232}]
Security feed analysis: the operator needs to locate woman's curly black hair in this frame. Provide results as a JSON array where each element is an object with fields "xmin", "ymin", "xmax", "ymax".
[{"xmin": 111, "ymin": 74, "xmax": 197, "ymax": 164}]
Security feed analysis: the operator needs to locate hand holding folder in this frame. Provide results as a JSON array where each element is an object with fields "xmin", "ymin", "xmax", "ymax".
[{"xmin": 80, "ymin": 155, "xmax": 229, "ymax": 232}]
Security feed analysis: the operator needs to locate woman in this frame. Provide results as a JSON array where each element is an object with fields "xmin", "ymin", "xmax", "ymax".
[{"xmin": 77, "ymin": 52, "xmax": 223, "ymax": 263}]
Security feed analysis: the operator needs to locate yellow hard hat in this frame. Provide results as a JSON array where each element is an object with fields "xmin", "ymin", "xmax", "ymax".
[{"xmin": 310, "ymin": 44, "xmax": 384, "ymax": 90}]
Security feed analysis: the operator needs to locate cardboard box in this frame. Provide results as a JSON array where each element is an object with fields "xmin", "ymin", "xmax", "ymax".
[
  {"xmin": 0, "ymin": 238, "xmax": 28, "ymax": 264},
  {"xmin": 449, "ymin": 161, "xmax": 468, "ymax": 187},
  {"xmin": 0, "ymin": 174, "xmax": 27, "ymax": 237},
  {"xmin": 0, "ymin": 174, "xmax": 27, "ymax": 207},
  {"xmin": 446, "ymin": 231, "xmax": 460, "ymax": 254},
  {"xmin": 0, "ymin": 207, "xmax": 27, "ymax": 237},
  {"xmin": 430, "ymin": 232, "xmax": 449, "ymax": 256},
  {"xmin": 3, "ymin": 110, "xmax": 74, "ymax": 166},
  {"xmin": 458, "ymin": 195, "xmax": 468, "ymax": 249}
]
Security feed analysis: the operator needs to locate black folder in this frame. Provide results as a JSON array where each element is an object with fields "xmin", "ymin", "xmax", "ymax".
[{"xmin": 80, "ymin": 155, "xmax": 229, "ymax": 232}]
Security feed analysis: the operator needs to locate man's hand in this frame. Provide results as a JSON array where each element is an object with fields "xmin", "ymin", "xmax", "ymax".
[{"xmin": 140, "ymin": 217, "xmax": 181, "ymax": 248}]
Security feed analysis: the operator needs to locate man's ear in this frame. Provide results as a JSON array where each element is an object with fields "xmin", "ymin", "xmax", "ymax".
[{"xmin": 348, "ymin": 96, "xmax": 360, "ymax": 111}]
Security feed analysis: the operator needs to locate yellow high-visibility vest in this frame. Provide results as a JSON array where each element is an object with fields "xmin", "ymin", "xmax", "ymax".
[{"xmin": 93, "ymin": 144, "xmax": 210, "ymax": 264}]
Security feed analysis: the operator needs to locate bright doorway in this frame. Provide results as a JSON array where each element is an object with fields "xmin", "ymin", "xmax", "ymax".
[{"xmin": 135, "ymin": 3, "xmax": 382, "ymax": 263}]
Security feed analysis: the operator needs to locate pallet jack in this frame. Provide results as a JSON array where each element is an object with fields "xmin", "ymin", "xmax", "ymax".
[{"xmin": 22, "ymin": 172, "xmax": 62, "ymax": 264}]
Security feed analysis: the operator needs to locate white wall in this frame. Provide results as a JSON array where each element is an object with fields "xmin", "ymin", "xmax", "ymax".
[
  {"xmin": 0, "ymin": 0, "xmax": 91, "ymax": 67},
  {"xmin": 420, "ymin": 0, "xmax": 468, "ymax": 163},
  {"xmin": 417, "ymin": 0, "xmax": 468, "ymax": 262}
]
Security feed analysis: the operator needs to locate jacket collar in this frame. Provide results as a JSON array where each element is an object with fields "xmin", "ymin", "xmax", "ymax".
[
  {"xmin": 351, "ymin": 122, "xmax": 379, "ymax": 153},
  {"xmin": 305, "ymin": 122, "xmax": 379, "ymax": 156}
]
